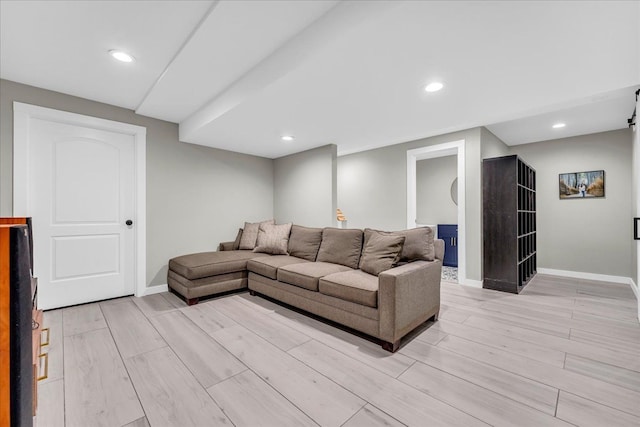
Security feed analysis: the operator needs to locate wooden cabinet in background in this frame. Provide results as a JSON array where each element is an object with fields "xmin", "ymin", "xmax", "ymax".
[
  {"xmin": 1, "ymin": 223, "xmax": 34, "ymax": 427},
  {"xmin": 31, "ymin": 308, "xmax": 44, "ymax": 415},
  {"xmin": 1, "ymin": 217, "xmax": 38, "ymax": 427},
  {"xmin": 483, "ymin": 155, "xmax": 537, "ymax": 293}
]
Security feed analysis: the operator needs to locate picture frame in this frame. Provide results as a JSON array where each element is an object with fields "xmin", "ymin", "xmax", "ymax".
[
  {"xmin": 558, "ymin": 170, "xmax": 605, "ymax": 199},
  {"xmin": 635, "ymin": 218, "xmax": 640, "ymax": 240}
]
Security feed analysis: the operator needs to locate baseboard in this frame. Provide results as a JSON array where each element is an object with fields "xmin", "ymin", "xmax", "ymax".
[
  {"xmin": 460, "ymin": 278, "xmax": 483, "ymax": 288},
  {"xmin": 140, "ymin": 284, "xmax": 168, "ymax": 297},
  {"xmin": 537, "ymin": 268, "xmax": 637, "ymax": 297}
]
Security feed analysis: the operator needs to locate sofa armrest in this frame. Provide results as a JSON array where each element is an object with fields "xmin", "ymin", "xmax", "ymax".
[
  {"xmin": 378, "ymin": 260, "xmax": 441, "ymax": 343},
  {"xmin": 217, "ymin": 241, "xmax": 235, "ymax": 251}
]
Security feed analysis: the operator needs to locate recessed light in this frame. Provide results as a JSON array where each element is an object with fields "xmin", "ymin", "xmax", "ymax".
[
  {"xmin": 552, "ymin": 123, "xmax": 566, "ymax": 129},
  {"xmin": 109, "ymin": 50, "xmax": 134, "ymax": 63},
  {"xmin": 281, "ymin": 135, "xmax": 294, "ymax": 142},
  {"xmin": 424, "ymin": 82, "xmax": 444, "ymax": 92}
]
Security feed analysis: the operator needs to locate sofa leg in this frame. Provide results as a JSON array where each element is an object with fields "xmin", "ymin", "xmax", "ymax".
[
  {"xmin": 249, "ymin": 290, "xmax": 256, "ymax": 296},
  {"xmin": 186, "ymin": 297, "xmax": 199, "ymax": 306},
  {"xmin": 432, "ymin": 312, "xmax": 439, "ymax": 321},
  {"xmin": 381, "ymin": 340, "xmax": 400, "ymax": 353}
]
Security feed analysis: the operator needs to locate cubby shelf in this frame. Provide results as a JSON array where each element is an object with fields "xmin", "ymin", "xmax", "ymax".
[{"xmin": 483, "ymin": 155, "xmax": 537, "ymax": 293}]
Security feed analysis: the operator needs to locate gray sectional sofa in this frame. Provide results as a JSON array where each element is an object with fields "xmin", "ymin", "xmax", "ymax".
[{"xmin": 168, "ymin": 223, "xmax": 443, "ymax": 352}]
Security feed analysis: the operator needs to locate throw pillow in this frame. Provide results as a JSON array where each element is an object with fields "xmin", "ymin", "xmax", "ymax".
[
  {"xmin": 359, "ymin": 229, "xmax": 406, "ymax": 276},
  {"xmin": 316, "ymin": 228, "xmax": 363, "ymax": 269},
  {"xmin": 253, "ymin": 223, "xmax": 293, "ymax": 255},
  {"xmin": 238, "ymin": 219, "xmax": 275, "ymax": 250},
  {"xmin": 232, "ymin": 228, "xmax": 243, "ymax": 250},
  {"xmin": 371, "ymin": 226, "xmax": 435, "ymax": 262},
  {"xmin": 288, "ymin": 225, "xmax": 323, "ymax": 261},
  {"xmin": 397, "ymin": 227, "xmax": 435, "ymax": 262}
]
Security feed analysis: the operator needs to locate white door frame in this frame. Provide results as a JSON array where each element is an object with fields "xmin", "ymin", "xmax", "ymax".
[
  {"xmin": 12, "ymin": 102, "xmax": 147, "ymax": 298},
  {"xmin": 634, "ymin": 97, "xmax": 640, "ymax": 321},
  {"xmin": 407, "ymin": 140, "xmax": 466, "ymax": 285}
]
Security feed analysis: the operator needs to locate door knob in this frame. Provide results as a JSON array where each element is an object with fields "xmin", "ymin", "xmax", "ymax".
[{"xmin": 126, "ymin": 220, "xmax": 133, "ymax": 226}]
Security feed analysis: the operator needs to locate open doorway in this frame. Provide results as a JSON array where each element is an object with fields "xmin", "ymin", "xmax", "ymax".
[
  {"xmin": 407, "ymin": 140, "xmax": 466, "ymax": 285},
  {"xmin": 417, "ymin": 155, "xmax": 458, "ymax": 282}
]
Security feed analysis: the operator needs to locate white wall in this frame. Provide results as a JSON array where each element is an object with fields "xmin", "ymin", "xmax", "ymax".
[
  {"xmin": 0, "ymin": 79, "xmax": 275, "ymax": 288},
  {"xmin": 511, "ymin": 129, "xmax": 633, "ymax": 278},
  {"xmin": 416, "ymin": 155, "xmax": 457, "ymax": 226},
  {"xmin": 274, "ymin": 144, "xmax": 337, "ymax": 227}
]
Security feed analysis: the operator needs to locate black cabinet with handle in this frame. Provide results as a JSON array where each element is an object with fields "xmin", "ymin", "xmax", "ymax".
[{"xmin": 437, "ymin": 224, "xmax": 458, "ymax": 267}]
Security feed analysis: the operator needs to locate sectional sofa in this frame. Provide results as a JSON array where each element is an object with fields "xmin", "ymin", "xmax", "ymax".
[{"xmin": 168, "ymin": 222, "xmax": 443, "ymax": 352}]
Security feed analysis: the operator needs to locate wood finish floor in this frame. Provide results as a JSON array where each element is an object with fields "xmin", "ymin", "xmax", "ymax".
[{"xmin": 35, "ymin": 274, "xmax": 640, "ymax": 427}]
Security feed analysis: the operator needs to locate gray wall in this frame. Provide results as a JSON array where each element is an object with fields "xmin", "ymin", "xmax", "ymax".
[
  {"xmin": 511, "ymin": 129, "xmax": 633, "ymax": 277},
  {"xmin": 481, "ymin": 127, "xmax": 510, "ymax": 159},
  {"xmin": 338, "ymin": 127, "xmax": 484, "ymax": 282},
  {"xmin": 0, "ymin": 79, "xmax": 274, "ymax": 288},
  {"xmin": 274, "ymin": 144, "xmax": 337, "ymax": 227},
  {"xmin": 416, "ymin": 155, "xmax": 457, "ymax": 226}
]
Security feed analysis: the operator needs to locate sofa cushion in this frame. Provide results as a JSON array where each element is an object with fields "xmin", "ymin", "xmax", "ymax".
[
  {"xmin": 288, "ymin": 225, "xmax": 323, "ymax": 261},
  {"xmin": 239, "ymin": 219, "xmax": 275, "ymax": 250},
  {"xmin": 319, "ymin": 270, "xmax": 379, "ymax": 308},
  {"xmin": 253, "ymin": 223, "xmax": 292, "ymax": 255},
  {"xmin": 169, "ymin": 250, "xmax": 270, "ymax": 280},
  {"xmin": 247, "ymin": 255, "xmax": 309, "ymax": 280},
  {"xmin": 316, "ymin": 228, "xmax": 363, "ymax": 269},
  {"xmin": 359, "ymin": 229, "xmax": 405, "ymax": 276},
  {"xmin": 277, "ymin": 262, "xmax": 352, "ymax": 291}
]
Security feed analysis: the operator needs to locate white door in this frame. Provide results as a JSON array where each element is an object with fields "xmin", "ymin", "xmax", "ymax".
[{"xmin": 27, "ymin": 118, "xmax": 136, "ymax": 309}]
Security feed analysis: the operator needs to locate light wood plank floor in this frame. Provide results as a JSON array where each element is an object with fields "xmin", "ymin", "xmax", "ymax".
[{"xmin": 35, "ymin": 274, "xmax": 640, "ymax": 427}]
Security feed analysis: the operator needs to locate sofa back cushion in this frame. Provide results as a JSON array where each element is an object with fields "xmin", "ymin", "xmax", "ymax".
[
  {"xmin": 238, "ymin": 219, "xmax": 275, "ymax": 250},
  {"xmin": 253, "ymin": 223, "xmax": 292, "ymax": 255},
  {"xmin": 288, "ymin": 225, "xmax": 323, "ymax": 261},
  {"xmin": 359, "ymin": 229, "xmax": 406, "ymax": 276},
  {"xmin": 316, "ymin": 228, "xmax": 363, "ymax": 269}
]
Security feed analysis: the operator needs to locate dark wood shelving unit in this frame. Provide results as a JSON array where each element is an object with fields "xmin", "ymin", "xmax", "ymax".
[
  {"xmin": 1, "ymin": 217, "xmax": 37, "ymax": 427},
  {"xmin": 483, "ymin": 155, "xmax": 536, "ymax": 293}
]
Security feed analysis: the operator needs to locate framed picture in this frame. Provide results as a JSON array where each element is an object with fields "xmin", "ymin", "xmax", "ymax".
[
  {"xmin": 635, "ymin": 218, "xmax": 640, "ymax": 240},
  {"xmin": 559, "ymin": 170, "xmax": 605, "ymax": 199}
]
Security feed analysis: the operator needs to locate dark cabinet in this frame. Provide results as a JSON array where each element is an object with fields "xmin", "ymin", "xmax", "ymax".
[
  {"xmin": 1, "ymin": 223, "xmax": 34, "ymax": 427},
  {"xmin": 483, "ymin": 155, "xmax": 536, "ymax": 293},
  {"xmin": 438, "ymin": 224, "xmax": 458, "ymax": 267}
]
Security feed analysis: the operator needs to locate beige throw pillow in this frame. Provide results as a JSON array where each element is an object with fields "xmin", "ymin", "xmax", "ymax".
[
  {"xmin": 359, "ymin": 229, "xmax": 406, "ymax": 276},
  {"xmin": 253, "ymin": 223, "xmax": 293, "ymax": 255},
  {"xmin": 397, "ymin": 227, "xmax": 435, "ymax": 262},
  {"xmin": 232, "ymin": 228, "xmax": 243, "ymax": 250},
  {"xmin": 238, "ymin": 219, "xmax": 275, "ymax": 250},
  {"xmin": 370, "ymin": 227, "xmax": 435, "ymax": 262}
]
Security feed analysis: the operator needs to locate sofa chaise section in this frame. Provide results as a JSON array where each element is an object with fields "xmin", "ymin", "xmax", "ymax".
[{"xmin": 167, "ymin": 250, "xmax": 270, "ymax": 305}]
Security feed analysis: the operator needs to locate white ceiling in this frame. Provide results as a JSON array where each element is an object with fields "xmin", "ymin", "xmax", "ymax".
[{"xmin": 1, "ymin": 1, "xmax": 638, "ymax": 158}]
